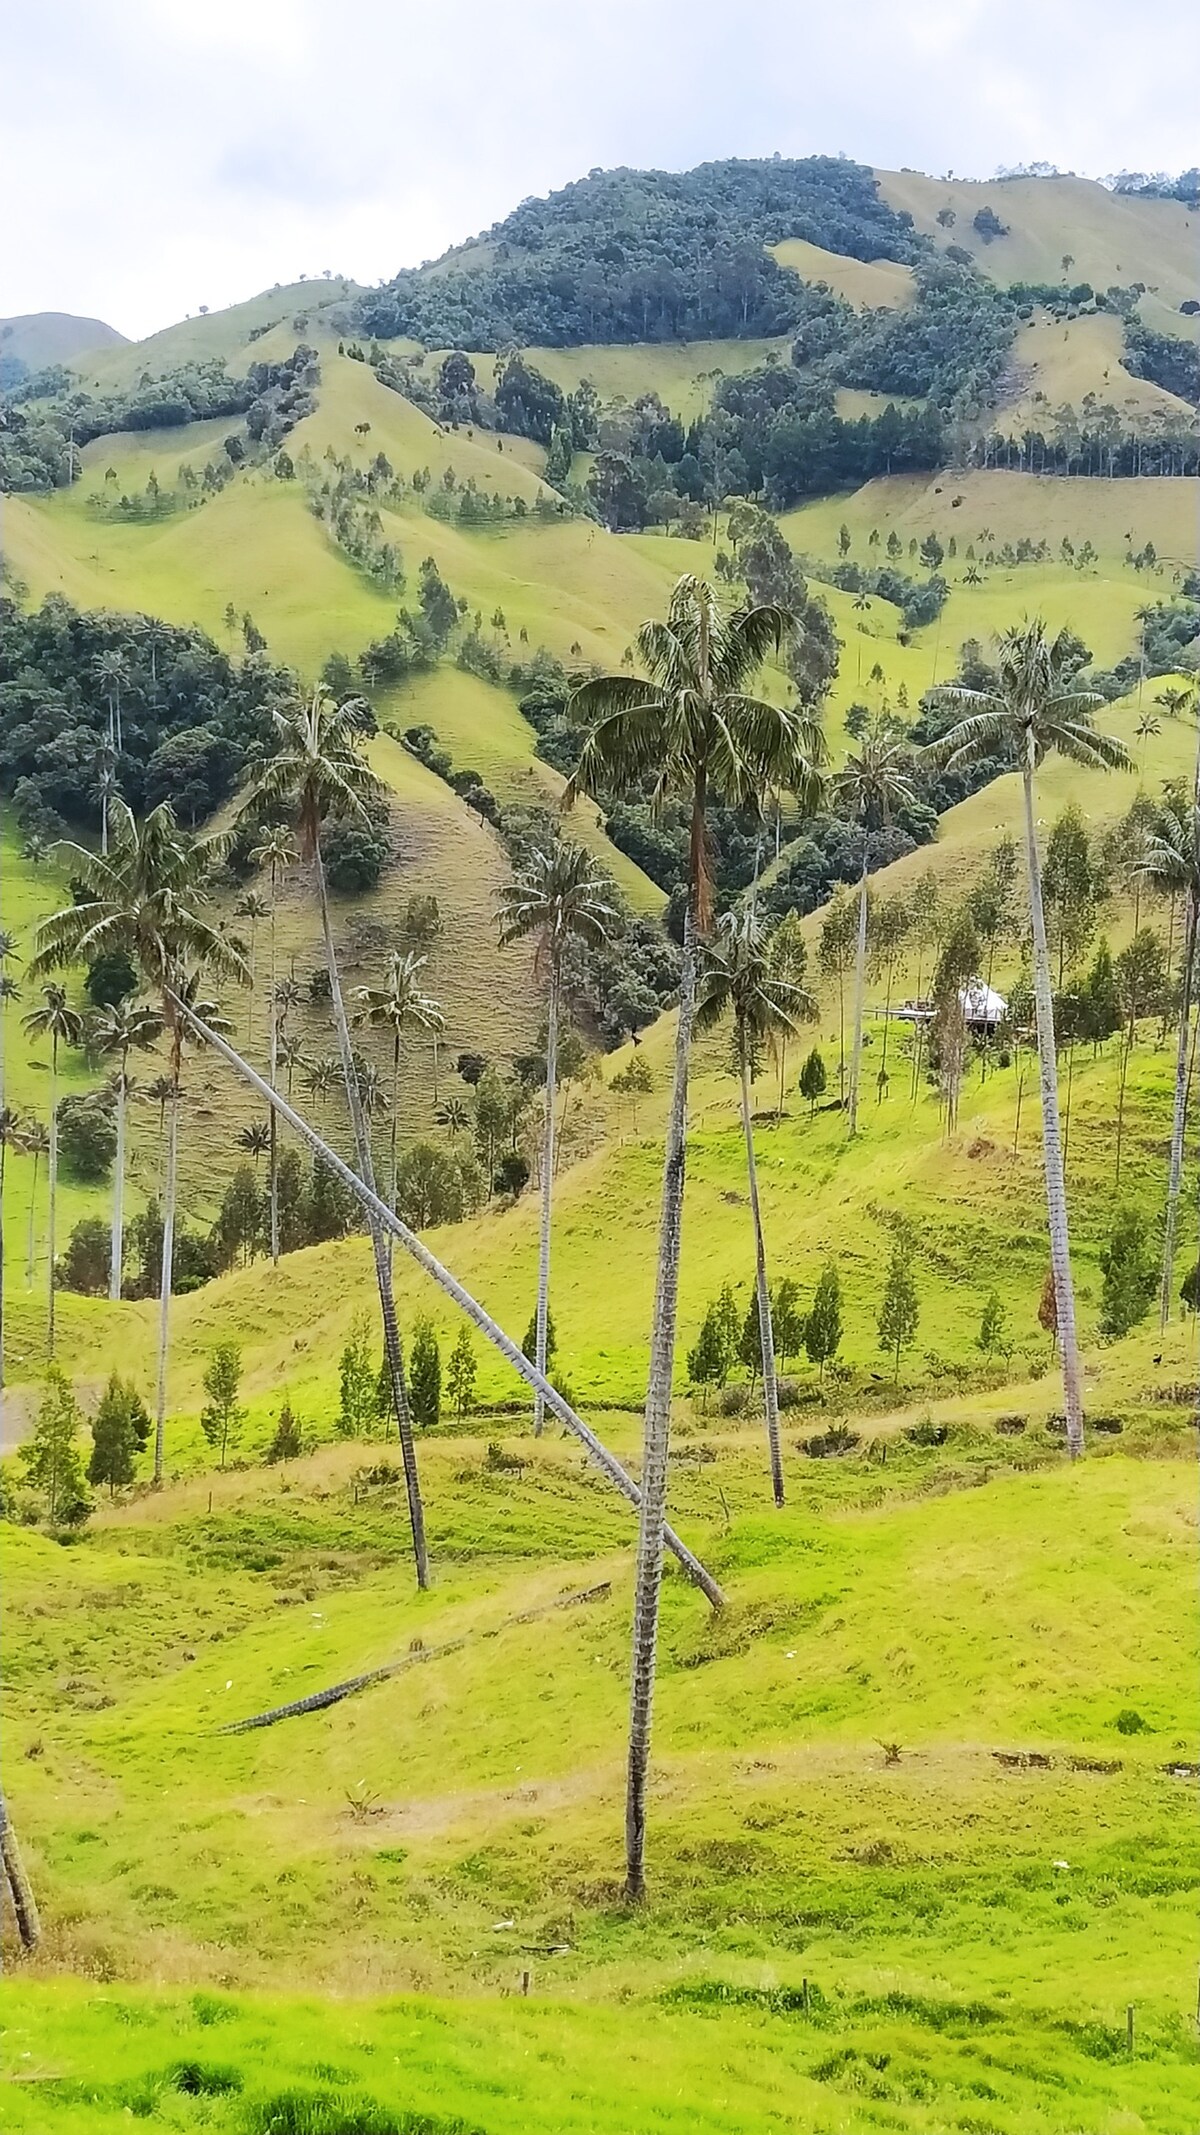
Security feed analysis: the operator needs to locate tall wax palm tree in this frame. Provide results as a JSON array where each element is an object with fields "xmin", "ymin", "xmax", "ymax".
[
  {"xmin": 234, "ymin": 891, "xmax": 271, "ymax": 1048},
  {"xmin": 497, "ymin": 844, "xmax": 618, "ymax": 1434},
  {"xmin": 0, "ymin": 975, "xmax": 21, "ymax": 1108},
  {"xmin": 93, "ymin": 648, "xmax": 130, "ymax": 755},
  {"xmin": 567, "ymin": 573, "xmax": 824, "ymax": 1902},
  {"xmin": 237, "ymin": 1120, "xmax": 272, "ymax": 1172},
  {"xmin": 696, "ymin": 908, "xmax": 813, "ymax": 1504},
  {"xmin": 249, "ymin": 829, "xmax": 297, "ymax": 1263},
  {"xmin": 354, "ymin": 951, "xmax": 445, "ymax": 1263},
  {"xmin": 278, "ymin": 1030, "xmax": 305, "ymax": 1103},
  {"xmin": 0, "ymin": 1107, "xmax": 27, "ymax": 1397},
  {"xmin": 29, "ymin": 799, "xmax": 245, "ymax": 1479},
  {"xmin": 248, "ymin": 686, "xmax": 429, "ymax": 1589},
  {"xmin": 23, "ymin": 1120, "xmax": 49, "ymax": 1287},
  {"xmin": 1135, "ymin": 770, "xmax": 1200, "ymax": 1326},
  {"xmin": 21, "ymin": 984, "xmax": 84, "ymax": 1356},
  {"xmin": 833, "ymin": 726, "xmax": 917, "ymax": 1136},
  {"xmin": 435, "ymin": 1095, "xmax": 469, "ymax": 1137},
  {"xmin": 927, "ymin": 620, "xmax": 1132, "ymax": 1457},
  {"xmin": 88, "ymin": 998, "xmax": 162, "ymax": 1303}
]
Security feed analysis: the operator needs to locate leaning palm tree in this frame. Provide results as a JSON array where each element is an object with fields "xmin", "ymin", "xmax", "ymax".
[
  {"xmin": 497, "ymin": 844, "xmax": 618, "ymax": 1434},
  {"xmin": 1135, "ymin": 772, "xmax": 1200, "ymax": 1326},
  {"xmin": 353, "ymin": 950, "xmax": 445, "ymax": 1256},
  {"xmin": 21, "ymin": 984, "xmax": 84, "ymax": 1356},
  {"xmin": 88, "ymin": 998, "xmax": 163, "ymax": 1303},
  {"xmin": 29, "ymin": 798, "xmax": 245, "ymax": 1479},
  {"xmin": 248, "ymin": 686, "xmax": 429, "ymax": 1589},
  {"xmin": 567, "ymin": 572, "xmax": 824, "ymax": 1903},
  {"xmin": 927, "ymin": 620, "xmax": 1132, "ymax": 1457},
  {"xmin": 833, "ymin": 725, "xmax": 917, "ymax": 1136},
  {"xmin": 696, "ymin": 908, "xmax": 813, "ymax": 1504},
  {"xmin": 249, "ymin": 829, "xmax": 298, "ymax": 1263}
]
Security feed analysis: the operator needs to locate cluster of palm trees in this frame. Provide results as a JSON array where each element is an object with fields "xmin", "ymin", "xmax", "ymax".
[{"xmin": 10, "ymin": 572, "xmax": 1144, "ymax": 1908}]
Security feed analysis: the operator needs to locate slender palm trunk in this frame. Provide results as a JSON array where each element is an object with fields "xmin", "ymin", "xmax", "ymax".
[
  {"xmin": 26, "ymin": 1152, "xmax": 39, "ymax": 1287},
  {"xmin": 153, "ymin": 1050, "xmax": 179, "ymax": 1484},
  {"xmin": 626, "ymin": 906, "xmax": 698, "ymax": 1903},
  {"xmin": 389, "ymin": 1038, "xmax": 401, "ymax": 1213},
  {"xmin": 47, "ymin": 1038, "xmax": 58, "ymax": 1358},
  {"xmin": 847, "ymin": 857, "xmax": 869, "ymax": 1134},
  {"xmin": 166, "ymin": 986, "xmax": 721, "ymax": 1604},
  {"xmin": 109, "ymin": 1058, "xmax": 127, "ymax": 1303},
  {"xmin": 739, "ymin": 1047, "xmax": 784, "ymax": 1505},
  {"xmin": 533, "ymin": 964, "xmax": 559, "ymax": 1437},
  {"xmin": 268, "ymin": 866, "xmax": 281, "ymax": 1264},
  {"xmin": 0, "ymin": 1792, "xmax": 41, "ymax": 1949},
  {"xmin": 1159, "ymin": 891, "xmax": 1197, "ymax": 1325},
  {"xmin": 0, "ymin": 1141, "xmax": 7, "ymax": 1400},
  {"xmin": 314, "ymin": 842, "xmax": 429, "ymax": 1590},
  {"xmin": 1021, "ymin": 756, "xmax": 1085, "ymax": 1458}
]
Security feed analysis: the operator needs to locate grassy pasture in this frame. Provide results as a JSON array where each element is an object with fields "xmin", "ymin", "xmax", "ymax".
[
  {"xmin": 771, "ymin": 238, "xmax": 917, "ymax": 309},
  {"xmin": 996, "ymin": 309, "xmax": 1196, "ymax": 434},
  {"xmin": 875, "ymin": 168, "xmax": 1200, "ymax": 313}
]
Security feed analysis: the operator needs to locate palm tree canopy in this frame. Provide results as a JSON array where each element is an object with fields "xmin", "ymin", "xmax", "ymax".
[
  {"xmin": 1136, "ymin": 793, "xmax": 1200, "ymax": 898},
  {"xmin": 87, "ymin": 999, "xmax": 163, "ymax": 1060},
  {"xmin": 497, "ymin": 842, "xmax": 620, "ymax": 968},
  {"xmin": 566, "ymin": 575, "xmax": 825, "ymax": 923},
  {"xmin": 249, "ymin": 828, "xmax": 299, "ymax": 875},
  {"xmin": 28, "ymin": 800, "xmax": 245, "ymax": 1000},
  {"xmin": 354, "ymin": 951, "xmax": 445, "ymax": 1042},
  {"xmin": 0, "ymin": 1106, "xmax": 28, "ymax": 1151},
  {"xmin": 924, "ymin": 619, "xmax": 1134, "ymax": 778},
  {"xmin": 248, "ymin": 687, "xmax": 384, "ymax": 856},
  {"xmin": 833, "ymin": 725, "xmax": 919, "ymax": 834},
  {"xmin": 22, "ymin": 982, "xmax": 84, "ymax": 1051},
  {"xmin": 695, "ymin": 908, "xmax": 815, "ymax": 1049}
]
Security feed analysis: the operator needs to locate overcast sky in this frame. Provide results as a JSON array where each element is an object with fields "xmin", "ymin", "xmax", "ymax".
[{"xmin": 4, "ymin": 0, "xmax": 1198, "ymax": 341}]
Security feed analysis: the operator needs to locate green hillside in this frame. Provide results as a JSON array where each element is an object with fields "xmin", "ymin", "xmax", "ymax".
[{"xmin": 3, "ymin": 148, "xmax": 1200, "ymax": 2130}]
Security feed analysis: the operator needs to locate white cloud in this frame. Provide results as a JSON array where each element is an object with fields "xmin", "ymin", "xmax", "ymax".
[{"xmin": 2, "ymin": 0, "xmax": 1197, "ymax": 339}]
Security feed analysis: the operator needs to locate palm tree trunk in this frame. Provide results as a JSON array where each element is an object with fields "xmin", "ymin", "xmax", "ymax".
[
  {"xmin": 314, "ymin": 842, "xmax": 429, "ymax": 1591},
  {"xmin": 166, "ymin": 986, "xmax": 722, "ymax": 1605},
  {"xmin": 109, "ymin": 1061, "xmax": 127, "ymax": 1303},
  {"xmin": 268, "ymin": 877, "xmax": 280, "ymax": 1265},
  {"xmin": 26, "ymin": 1153, "xmax": 38, "ymax": 1288},
  {"xmin": 1159, "ymin": 891, "xmax": 1196, "ymax": 1326},
  {"xmin": 533, "ymin": 964, "xmax": 559, "ymax": 1437},
  {"xmin": 47, "ymin": 1038, "xmax": 58, "ymax": 1358},
  {"xmin": 0, "ymin": 1141, "xmax": 7, "ymax": 1400},
  {"xmin": 847, "ymin": 857, "xmax": 869, "ymax": 1134},
  {"xmin": 626, "ymin": 907, "xmax": 699, "ymax": 1902},
  {"xmin": 0, "ymin": 1791, "xmax": 41, "ymax": 1949},
  {"xmin": 739, "ymin": 1048, "xmax": 784, "ymax": 1506},
  {"xmin": 1021, "ymin": 757, "xmax": 1085, "ymax": 1458},
  {"xmin": 153, "ymin": 1056, "xmax": 179, "ymax": 1484}
]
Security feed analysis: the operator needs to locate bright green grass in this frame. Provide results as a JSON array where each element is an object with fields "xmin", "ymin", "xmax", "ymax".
[
  {"xmin": 405, "ymin": 336, "xmax": 793, "ymax": 424},
  {"xmin": 1, "ymin": 1434, "xmax": 1197, "ymax": 2125},
  {"xmin": 7, "ymin": 1971, "xmax": 1197, "ymax": 2134}
]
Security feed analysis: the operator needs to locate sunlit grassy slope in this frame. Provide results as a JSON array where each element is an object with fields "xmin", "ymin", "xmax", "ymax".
[
  {"xmin": 771, "ymin": 238, "xmax": 917, "ymax": 309},
  {"xmin": 996, "ymin": 309, "xmax": 1197, "ymax": 434},
  {"xmin": 876, "ymin": 167, "xmax": 1200, "ymax": 322},
  {"xmin": 2, "ymin": 1387, "xmax": 1197, "ymax": 2128}
]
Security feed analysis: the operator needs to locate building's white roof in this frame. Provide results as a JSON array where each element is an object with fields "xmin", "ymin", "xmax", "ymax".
[{"xmin": 960, "ymin": 979, "xmax": 1007, "ymax": 1022}]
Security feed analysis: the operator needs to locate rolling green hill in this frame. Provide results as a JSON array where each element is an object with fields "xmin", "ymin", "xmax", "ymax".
[{"xmin": 2, "ymin": 149, "xmax": 1200, "ymax": 2130}]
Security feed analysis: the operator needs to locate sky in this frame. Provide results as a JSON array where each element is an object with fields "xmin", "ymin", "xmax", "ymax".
[{"xmin": 4, "ymin": 0, "xmax": 1198, "ymax": 341}]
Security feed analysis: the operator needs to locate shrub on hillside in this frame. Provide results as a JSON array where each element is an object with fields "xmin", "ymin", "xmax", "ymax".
[{"xmin": 56, "ymin": 1092, "xmax": 116, "ymax": 1182}]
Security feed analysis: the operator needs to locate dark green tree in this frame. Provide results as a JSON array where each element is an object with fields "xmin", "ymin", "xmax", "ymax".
[
  {"xmin": 446, "ymin": 1325, "xmax": 478, "ymax": 1419},
  {"xmin": 88, "ymin": 1373, "xmax": 145, "ymax": 1493},
  {"xmin": 798, "ymin": 1046, "xmax": 827, "ymax": 1114},
  {"xmin": 410, "ymin": 1317, "xmax": 441, "ymax": 1428},
  {"xmin": 977, "ymin": 1290, "xmax": 1008, "ymax": 1356},
  {"xmin": 199, "ymin": 1341, "xmax": 245, "ymax": 1468},
  {"xmin": 21, "ymin": 1367, "xmax": 89, "ymax": 1522},
  {"xmin": 338, "ymin": 1312, "xmax": 378, "ymax": 1438},
  {"xmin": 771, "ymin": 1277, "xmax": 806, "ymax": 1365},
  {"xmin": 877, "ymin": 1231, "xmax": 919, "ymax": 1382},
  {"xmin": 1099, "ymin": 1206, "xmax": 1157, "ymax": 1338},
  {"xmin": 804, "ymin": 1262, "xmax": 842, "ymax": 1376}
]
